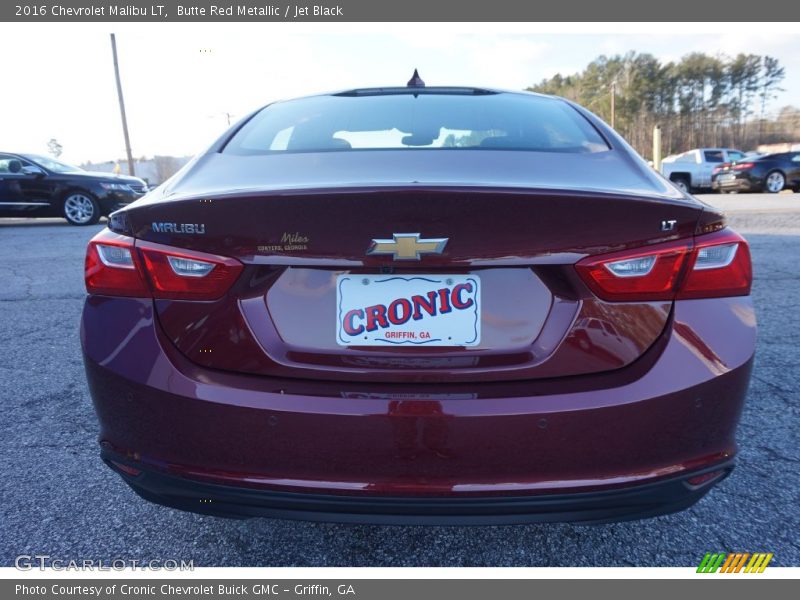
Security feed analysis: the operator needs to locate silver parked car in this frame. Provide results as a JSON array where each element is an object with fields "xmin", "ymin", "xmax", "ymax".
[{"xmin": 660, "ymin": 148, "xmax": 746, "ymax": 193}]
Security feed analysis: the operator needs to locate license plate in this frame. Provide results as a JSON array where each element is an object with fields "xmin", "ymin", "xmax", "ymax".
[
  {"xmin": 719, "ymin": 173, "xmax": 735, "ymax": 181},
  {"xmin": 336, "ymin": 274, "xmax": 481, "ymax": 347}
]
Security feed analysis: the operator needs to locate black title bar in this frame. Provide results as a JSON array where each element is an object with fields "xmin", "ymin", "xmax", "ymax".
[{"xmin": 4, "ymin": 0, "xmax": 800, "ymax": 22}]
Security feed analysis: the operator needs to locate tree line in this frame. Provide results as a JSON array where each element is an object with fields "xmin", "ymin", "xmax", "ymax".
[{"xmin": 528, "ymin": 51, "xmax": 798, "ymax": 158}]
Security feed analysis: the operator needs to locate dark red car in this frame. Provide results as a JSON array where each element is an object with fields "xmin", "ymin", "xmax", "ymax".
[{"xmin": 81, "ymin": 80, "xmax": 755, "ymax": 524}]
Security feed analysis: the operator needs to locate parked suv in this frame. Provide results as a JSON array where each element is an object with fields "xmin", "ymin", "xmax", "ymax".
[
  {"xmin": 661, "ymin": 148, "xmax": 746, "ymax": 193},
  {"xmin": 0, "ymin": 152, "xmax": 148, "ymax": 225}
]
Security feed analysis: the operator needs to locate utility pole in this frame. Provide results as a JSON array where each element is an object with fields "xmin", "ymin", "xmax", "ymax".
[
  {"xmin": 110, "ymin": 33, "xmax": 135, "ymax": 176},
  {"xmin": 610, "ymin": 80, "xmax": 616, "ymax": 130},
  {"xmin": 653, "ymin": 125, "xmax": 662, "ymax": 172}
]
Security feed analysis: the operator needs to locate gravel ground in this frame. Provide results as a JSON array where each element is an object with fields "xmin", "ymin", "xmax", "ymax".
[{"xmin": 0, "ymin": 193, "xmax": 798, "ymax": 567}]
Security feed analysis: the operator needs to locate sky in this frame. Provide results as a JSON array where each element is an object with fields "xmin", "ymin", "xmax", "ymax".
[{"xmin": 1, "ymin": 22, "xmax": 798, "ymax": 165}]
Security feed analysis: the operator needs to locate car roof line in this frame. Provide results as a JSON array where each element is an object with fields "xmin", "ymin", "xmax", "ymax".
[
  {"xmin": 333, "ymin": 86, "xmax": 499, "ymax": 96},
  {"xmin": 264, "ymin": 87, "xmax": 555, "ymax": 104}
]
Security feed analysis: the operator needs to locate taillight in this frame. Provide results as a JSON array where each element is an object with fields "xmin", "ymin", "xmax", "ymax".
[
  {"xmin": 137, "ymin": 240, "xmax": 243, "ymax": 300},
  {"xmin": 85, "ymin": 230, "xmax": 243, "ymax": 300},
  {"xmin": 678, "ymin": 229, "xmax": 752, "ymax": 299},
  {"xmin": 575, "ymin": 239, "xmax": 691, "ymax": 301},
  {"xmin": 575, "ymin": 229, "xmax": 751, "ymax": 301},
  {"xmin": 85, "ymin": 231, "xmax": 149, "ymax": 297},
  {"xmin": 732, "ymin": 162, "xmax": 754, "ymax": 170}
]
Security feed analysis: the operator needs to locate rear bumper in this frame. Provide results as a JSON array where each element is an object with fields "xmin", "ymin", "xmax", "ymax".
[
  {"xmin": 104, "ymin": 448, "xmax": 733, "ymax": 524},
  {"xmin": 97, "ymin": 191, "xmax": 144, "ymax": 214},
  {"xmin": 713, "ymin": 175, "xmax": 759, "ymax": 192},
  {"xmin": 81, "ymin": 295, "xmax": 756, "ymax": 523}
]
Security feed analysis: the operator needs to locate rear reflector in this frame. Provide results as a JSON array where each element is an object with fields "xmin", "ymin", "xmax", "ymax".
[
  {"xmin": 110, "ymin": 461, "xmax": 142, "ymax": 477},
  {"xmin": 85, "ymin": 230, "xmax": 243, "ymax": 300},
  {"xmin": 686, "ymin": 470, "xmax": 725, "ymax": 487},
  {"xmin": 576, "ymin": 229, "xmax": 751, "ymax": 301}
]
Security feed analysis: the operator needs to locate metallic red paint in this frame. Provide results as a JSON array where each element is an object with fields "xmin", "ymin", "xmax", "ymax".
[
  {"xmin": 133, "ymin": 186, "xmax": 710, "ymax": 383},
  {"xmin": 81, "ymin": 89, "xmax": 756, "ymax": 522},
  {"xmin": 81, "ymin": 293, "xmax": 754, "ymax": 519}
]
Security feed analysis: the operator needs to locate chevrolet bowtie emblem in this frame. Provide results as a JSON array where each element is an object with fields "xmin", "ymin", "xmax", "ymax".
[{"xmin": 367, "ymin": 233, "xmax": 448, "ymax": 261}]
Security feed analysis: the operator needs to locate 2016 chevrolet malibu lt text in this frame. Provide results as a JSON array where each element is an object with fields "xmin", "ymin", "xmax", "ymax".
[{"xmin": 81, "ymin": 78, "xmax": 755, "ymax": 524}]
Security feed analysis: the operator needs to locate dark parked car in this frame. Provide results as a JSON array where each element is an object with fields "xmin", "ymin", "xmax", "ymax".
[
  {"xmin": 0, "ymin": 152, "xmax": 148, "ymax": 225},
  {"xmin": 712, "ymin": 151, "xmax": 800, "ymax": 193},
  {"xmin": 82, "ymin": 79, "xmax": 755, "ymax": 524}
]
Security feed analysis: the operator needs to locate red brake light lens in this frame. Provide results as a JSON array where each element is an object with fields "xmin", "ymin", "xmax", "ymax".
[
  {"xmin": 732, "ymin": 162, "xmax": 754, "ymax": 170},
  {"xmin": 575, "ymin": 229, "xmax": 751, "ymax": 301},
  {"xmin": 85, "ymin": 231, "xmax": 149, "ymax": 297},
  {"xmin": 678, "ymin": 229, "xmax": 752, "ymax": 299},
  {"xmin": 575, "ymin": 240, "xmax": 691, "ymax": 301},
  {"xmin": 137, "ymin": 241, "xmax": 243, "ymax": 300},
  {"xmin": 85, "ymin": 231, "xmax": 243, "ymax": 300}
]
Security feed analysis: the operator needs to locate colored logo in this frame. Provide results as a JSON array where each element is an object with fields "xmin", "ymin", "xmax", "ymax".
[
  {"xmin": 367, "ymin": 233, "xmax": 448, "ymax": 261},
  {"xmin": 697, "ymin": 552, "xmax": 773, "ymax": 573}
]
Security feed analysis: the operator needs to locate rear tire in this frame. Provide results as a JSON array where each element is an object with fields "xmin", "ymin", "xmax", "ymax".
[
  {"xmin": 764, "ymin": 171, "xmax": 785, "ymax": 194},
  {"xmin": 63, "ymin": 192, "xmax": 100, "ymax": 225},
  {"xmin": 671, "ymin": 176, "xmax": 690, "ymax": 194}
]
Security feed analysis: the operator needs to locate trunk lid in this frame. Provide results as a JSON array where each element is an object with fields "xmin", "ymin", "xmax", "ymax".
[{"xmin": 124, "ymin": 168, "xmax": 710, "ymax": 383}]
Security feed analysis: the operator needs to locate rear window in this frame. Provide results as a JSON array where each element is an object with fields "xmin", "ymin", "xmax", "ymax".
[
  {"xmin": 727, "ymin": 150, "xmax": 745, "ymax": 162},
  {"xmin": 223, "ymin": 91, "xmax": 609, "ymax": 155}
]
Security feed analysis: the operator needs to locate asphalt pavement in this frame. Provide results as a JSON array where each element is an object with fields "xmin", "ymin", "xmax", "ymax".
[{"xmin": 0, "ymin": 193, "xmax": 798, "ymax": 567}]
